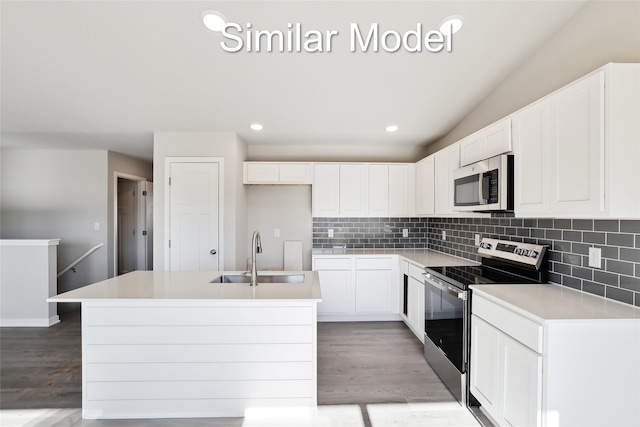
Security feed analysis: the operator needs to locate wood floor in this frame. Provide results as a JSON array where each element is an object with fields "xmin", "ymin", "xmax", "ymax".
[{"xmin": 1, "ymin": 313, "xmax": 477, "ymax": 426}]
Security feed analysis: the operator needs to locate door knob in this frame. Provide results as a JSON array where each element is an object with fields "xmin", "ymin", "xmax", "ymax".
[{"xmin": 210, "ymin": 249, "xmax": 217, "ymax": 255}]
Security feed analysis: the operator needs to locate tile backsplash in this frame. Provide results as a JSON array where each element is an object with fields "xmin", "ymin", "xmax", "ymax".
[{"xmin": 313, "ymin": 216, "xmax": 640, "ymax": 307}]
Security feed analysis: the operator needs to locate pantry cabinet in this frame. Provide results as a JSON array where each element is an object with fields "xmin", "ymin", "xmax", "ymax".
[{"xmin": 312, "ymin": 255, "xmax": 399, "ymax": 321}]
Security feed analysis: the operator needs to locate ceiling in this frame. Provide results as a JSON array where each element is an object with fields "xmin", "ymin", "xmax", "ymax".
[{"xmin": 1, "ymin": 0, "xmax": 588, "ymax": 162}]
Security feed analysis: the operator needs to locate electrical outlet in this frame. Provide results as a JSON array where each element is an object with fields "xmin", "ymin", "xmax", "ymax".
[
  {"xmin": 475, "ymin": 234, "xmax": 481, "ymax": 246},
  {"xmin": 403, "ymin": 229, "xmax": 409, "ymax": 238},
  {"xmin": 274, "ymin": 228, "xmax": 280, "ymax": 238},
  {"xmin": 442, "ymin": 230, "xmax": 446, "ymax": 241},
  {"xmin": 588, "ymin": 247, "xmax": 602, "ymax": 268},
  {"xmin": 328, "ymin": 229, "xmax": 334, "ymax": 238}
]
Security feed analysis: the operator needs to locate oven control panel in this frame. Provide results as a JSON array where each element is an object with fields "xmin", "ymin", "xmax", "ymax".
[{"xmin": 478, "ymin": 238, "xmax": 547, "ymax": 269}]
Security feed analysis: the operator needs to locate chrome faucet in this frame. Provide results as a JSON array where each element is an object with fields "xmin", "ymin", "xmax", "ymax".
[{"xmin": 250, "ymin": 231, "xmax": 262, "ymax": 286}]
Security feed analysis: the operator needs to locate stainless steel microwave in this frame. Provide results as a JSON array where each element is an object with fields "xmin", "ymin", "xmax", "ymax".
[{"xmin": 452, "ymin": 154, "xmax": 514, "ymax": 212}]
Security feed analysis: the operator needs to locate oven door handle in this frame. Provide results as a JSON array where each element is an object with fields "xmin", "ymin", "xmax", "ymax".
[{"xmin": 422, "ymin": 273, "xmax": 467, "ymax": 300}]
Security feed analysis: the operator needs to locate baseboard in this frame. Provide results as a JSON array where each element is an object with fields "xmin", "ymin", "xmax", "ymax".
[{"xmin": 0, "ymin": 315, "xmax": 60, "ymax": 327}]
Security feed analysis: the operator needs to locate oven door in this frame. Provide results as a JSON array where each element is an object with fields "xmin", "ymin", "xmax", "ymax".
[{"xmin": 423, "ymin": 272, "xmax": 468, "ymax": 404}]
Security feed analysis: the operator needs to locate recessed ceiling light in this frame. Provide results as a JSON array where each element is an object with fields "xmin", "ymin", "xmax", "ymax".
[
  {"xmin": 386, "ymin": 124, "xmax": 399, "ymax": 133},
  {"xmin": 250, "ymin": 123, "xmax": 264, "ymax": 131},
  {"xmin": 202, "ymin": 10, "xmax": 227, "ymax": 32},
  {"xmin": 438, "ymin": 15, "xmax": 463, "ymax": 36}
]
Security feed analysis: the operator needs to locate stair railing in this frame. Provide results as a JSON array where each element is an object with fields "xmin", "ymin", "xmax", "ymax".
[{"xmin": 57, "ymin": 243, "xmax": 104, "ymax": 278}]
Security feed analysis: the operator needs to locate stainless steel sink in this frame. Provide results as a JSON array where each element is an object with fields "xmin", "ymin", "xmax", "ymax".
[{"xmin": 210, "ymin": 274, "xmax": 305, "ymax": 284}]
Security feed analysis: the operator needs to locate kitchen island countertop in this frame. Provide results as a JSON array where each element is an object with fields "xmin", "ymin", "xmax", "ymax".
[{"xmin": 48, "ymin": 270, "xmax": 321, "ymax": 302}]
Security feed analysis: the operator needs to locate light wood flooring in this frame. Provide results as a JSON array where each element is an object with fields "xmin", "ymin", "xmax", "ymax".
[{"xmin": 1, "ymin": 313, "xmax": 480, "ymax": 426}]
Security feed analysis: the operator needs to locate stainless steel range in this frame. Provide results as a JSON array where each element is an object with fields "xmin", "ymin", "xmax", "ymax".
[{"xmin": 422, "ymin": 238, "xmax": 548, "ymax": 406}]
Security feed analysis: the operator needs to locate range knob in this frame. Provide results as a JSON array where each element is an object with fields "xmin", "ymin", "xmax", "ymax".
[{"xmin": 528, "ymin": 250, "xmax": 539, "ymax": 258}]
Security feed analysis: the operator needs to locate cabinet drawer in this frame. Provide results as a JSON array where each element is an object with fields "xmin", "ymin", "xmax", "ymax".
[
  {"xmin": 313, "ymin": 257, "xmax": 352, "ymax": 270},
  {"xmin": 408, "ymin": 263, "xmax": 424, "ymax": 281},
  {"xmin": 355, "ymin": 257, "xmax": 393, "ymax": 270},
  {"xmin": 473, "ymin": 294, "xmax": 542, "ymax": 353}
]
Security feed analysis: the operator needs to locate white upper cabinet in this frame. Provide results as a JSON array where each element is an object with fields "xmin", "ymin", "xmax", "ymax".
[
  {"xmin": 339, "ymin": 164, "xmax": 369, "ymax": 217},
  {"xmin": 368, "ymin": 164, "xmax": 389, "ymax": 216},
  {"xmin": 513, "ymin": 63, "xmax": 640, "ymax": 218},
  {"xmin": 312, "ymin": 162, "xmax": 415, "ymax": 217},
  {"xmin": 388, "ymin": 164, "xmax": 415, "ymax": 217},
  {"xmin": 243, "ymin": 162, "xmax": 312, "ymax": 184},
  {"xmin": 549, "ymin": 71, "xmax": 605, "ymax": 214},
  {"xmin": 415, "ymin": 155, "xmax": 435, "ymax": 216},
  {"xmin": 459, "ymin": 118, "xmax": 512, "ymax": 166},
  {"xmin": 313, "ymin": 163, "xmax": 340, "ymax": 217},
  {"xmin": 434, "ymin": 143, "xmax": 460, "ymax": 215},
  {"xmin": 512, "ymin": 99, "xmax": 550, "ymax": 214}
]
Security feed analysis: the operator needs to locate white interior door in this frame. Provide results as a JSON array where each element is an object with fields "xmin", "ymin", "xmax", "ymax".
[{"xmin": 169, "ymin": 162, "xmax": 220, "ymax": 271}]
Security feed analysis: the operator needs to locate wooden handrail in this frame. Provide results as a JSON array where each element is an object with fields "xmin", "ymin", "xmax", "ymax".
[{"xmin": 57, "ymin": 243, "xmax": 104, "ymax": 278}]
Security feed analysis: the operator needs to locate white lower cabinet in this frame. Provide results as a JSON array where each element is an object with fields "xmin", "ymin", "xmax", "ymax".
[
  {"xmin": 471, "ymin": 288, "xmax": 640, "ymax": 427},
  {"xmin": 313, "ymin": 255, "xmax": 399, "ymax": 321},
  {"xmin": 471, "ymin": 314, "xmax": 541, "ymax": 427},
  {"xmin": 401, "ymin": 262, "xmax": 425, "ymax": 342}
]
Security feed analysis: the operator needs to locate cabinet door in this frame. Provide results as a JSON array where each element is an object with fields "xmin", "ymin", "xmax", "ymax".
[
  {"xmin": 501, "ymin": 334, "xmax": 542, "ymax": 427},
  {"xmin": 470, "ymin": 315, "xmax": 501, "ymax": 413},
  {"xmin": 316, "ymin": 270, "xmax": 352, "ymax": 313},
  {"xmin": 313, "ymin": 164, "xmax": 340, "ymax": 217},
  {"xmin": 513, "ymin": 100, "xmax": 550, "ymax": 214},
  {"xmin": 279, "ymin": 163, "xmax": 312, "ymax": 184},
  {"xmin": 549, "ymin": 71, "xmax": 604, "ymax": 213},
  {"xmin": 434, "ymin": 143, "xmax": 460, "ymax": 215},
  {"xmin": 459, "ymin": 133, "xmax": 484, "ymax": 166},
  {"xmin": 368, "ymin": 164, "xmax": 389, "ymax": 216},
  {"xmin": 389, "ymin": 164, "xmax": 415, "ymax": 217},
  {"xmin": 355, "ymin": 269, "xmax": 393, "ymax": 313},
  {"xmin": 416, "ymin": 156, "xmax": 435, "ymax": 216},
  {"xmin": 340, "ymin": 164, "xmax": 368, "ymax": 217},
  {"xmin": 407, "ymin": 276, "xmax": 425, "ymax": 340},
  {"xmin": 483, "ymin": 118, "xmax": 512, "ymax": 160},
  {"xmin": 244, "ymin": 163, "xmax": 279, "ymax": 183}
]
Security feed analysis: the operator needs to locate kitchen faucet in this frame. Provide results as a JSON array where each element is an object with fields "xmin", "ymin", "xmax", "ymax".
[{"xmin": 250, "ymin": 231, "xmax": 262, "ymax": 286}]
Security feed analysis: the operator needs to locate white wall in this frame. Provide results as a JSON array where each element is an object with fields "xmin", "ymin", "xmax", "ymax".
[
  {"xmin": 152, "ymin": 132, "xmax": 248, "ymax": 271},
  {"xmin": 0, "ymin": 148, "xmax": 153, "ymax": 311},
  {"xmin": 1, "ymin": 149, "xmax": 108, "ymax": 310},
  {"xmin": 424, "ymin": 0, "xmax": 640, "ymax": 156},
  {"xmin": 247, "ymin": 186, "xmax": 312, "ymax": 271}
]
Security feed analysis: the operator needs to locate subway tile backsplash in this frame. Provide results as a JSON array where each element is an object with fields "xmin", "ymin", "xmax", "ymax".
[{"xmin": 313, "ymin": 216, "xmax": 640, "ymax": 308}]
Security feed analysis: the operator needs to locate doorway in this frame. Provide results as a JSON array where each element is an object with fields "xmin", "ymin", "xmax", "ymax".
[
  {"xmin": 165, "ymin": 158, "xmax": 223, "ymax": 271},
  {"xmin": 115, "ymin": 174, "xmax": 153, "ymax": 276}
]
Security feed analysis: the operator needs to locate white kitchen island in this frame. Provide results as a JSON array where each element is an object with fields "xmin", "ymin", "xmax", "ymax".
[{"xmin": 48, "ymin": 270, "xmax": 322, "ymax": 420}]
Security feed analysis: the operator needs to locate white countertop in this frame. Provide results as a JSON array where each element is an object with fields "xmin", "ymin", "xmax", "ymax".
[
  {"xmin": 312, "ymin": 248, "xmax": 479, "ymax": 268},
  {"xmin": 471, "ymin": 283, "xmax": 640, "ymax": 321},
  {"xmin": 48, "ymin": 271, "xmax": 322, "ymax": 302}
]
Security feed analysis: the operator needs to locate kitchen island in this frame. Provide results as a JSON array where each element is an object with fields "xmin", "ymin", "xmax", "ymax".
[{"xmin": 48, "ymin": 270, "xmax": 322, "ymax": 420}]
